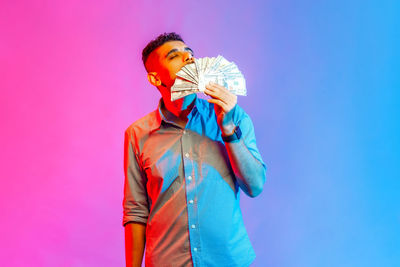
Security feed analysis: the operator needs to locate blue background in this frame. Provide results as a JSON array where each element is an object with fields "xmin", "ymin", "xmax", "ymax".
[{"xmin": 1, "ymin": 0, "xmax": 399, "ymax": 266}]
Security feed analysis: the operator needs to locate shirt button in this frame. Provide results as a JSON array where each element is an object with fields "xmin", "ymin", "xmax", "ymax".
[
  {"xmin": 187, "ymin": 176, "xmax": 192, "ymax": 181},
  {"xmin": 185, "ymin": 153, "xmax": 189, "ymax": 158},
  {"xmin": 193, "ymin": 247, "xmax": 198, "ymax": 252},
  {"xmin": 191, "ymin": 224, "xmax": 196, "ymax": 229},
  {"xmin": 189, "ymin": 199, "xmax": 194, "ymax": 204}
]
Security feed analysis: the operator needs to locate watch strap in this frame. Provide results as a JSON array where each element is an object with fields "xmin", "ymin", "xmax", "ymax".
[{"xmin": 222, "ymin": 126, "xmax": 242, "ymax": 142}]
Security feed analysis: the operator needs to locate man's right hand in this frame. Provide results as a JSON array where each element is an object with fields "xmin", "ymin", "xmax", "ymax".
[{"xmin": 125, "ymin": 222, "xmax": 146, "ymax": 267}]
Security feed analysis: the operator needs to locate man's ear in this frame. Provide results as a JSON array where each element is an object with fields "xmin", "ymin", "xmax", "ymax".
[{"xmin": 147, "ymin": 72, "xmax": 162, "ymax": 87}]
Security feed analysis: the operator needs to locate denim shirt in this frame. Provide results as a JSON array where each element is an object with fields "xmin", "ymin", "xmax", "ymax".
[{"xmin": 123, "ymin": 97, "xmax": 266, "ymax": 267}]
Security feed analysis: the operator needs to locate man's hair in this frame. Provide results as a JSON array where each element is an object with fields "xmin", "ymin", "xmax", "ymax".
[{"xmin": 142, "ymin": 32, "xmax": 184, "ymax": 67}]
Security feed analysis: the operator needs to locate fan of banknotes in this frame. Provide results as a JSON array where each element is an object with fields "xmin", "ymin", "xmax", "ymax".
[{"xmin": 171, "ymin": 55, "xmax": 247, "ymax": 101}]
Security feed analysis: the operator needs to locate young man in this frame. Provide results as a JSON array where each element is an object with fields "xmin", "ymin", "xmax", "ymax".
[{"xmin": 123, "ymin": 32, "xmax": 266, "ymax": 267}]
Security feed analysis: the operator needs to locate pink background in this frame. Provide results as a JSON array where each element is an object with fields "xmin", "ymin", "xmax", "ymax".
[{"xmin": 1, "ymin": 0, "xmax": 399, "ymax": 266}]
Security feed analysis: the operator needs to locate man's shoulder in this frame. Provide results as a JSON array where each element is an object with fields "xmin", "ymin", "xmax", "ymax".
[{"xmin": 125, "ymin": 109, "xmax": 160, "ymax": 139}]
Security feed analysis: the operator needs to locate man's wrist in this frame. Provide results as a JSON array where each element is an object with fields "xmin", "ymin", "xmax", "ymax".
[{"xmin": 222, "ymin": 126, "xmax": 242, "ymax": 142}]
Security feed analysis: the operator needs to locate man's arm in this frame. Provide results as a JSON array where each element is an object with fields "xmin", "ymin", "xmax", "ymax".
[
  {"xmin": 125, "ymin": 222, "xmax": 146, "ymax": 267},
  {"xmin": 224, "ymin": 134, "xmax": 266, "ymax": 197},
  {"xmin": 205, "ymin": 82, "xmax": 267, "ymax": 197},
  {"xmin": 123, "ymin": 129, "xmax": 149, "ymax": 266}
]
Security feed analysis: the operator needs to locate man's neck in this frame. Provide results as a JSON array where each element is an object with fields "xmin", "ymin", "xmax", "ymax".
[{"xmin": 162, "ymin": 93, "xmax": 196, "ymax": 126}]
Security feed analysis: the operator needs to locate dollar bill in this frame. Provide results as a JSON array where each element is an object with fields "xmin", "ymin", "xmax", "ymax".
[{"xmin": 171, "ymin": 55, "xmax": 247, "ymax": 101}]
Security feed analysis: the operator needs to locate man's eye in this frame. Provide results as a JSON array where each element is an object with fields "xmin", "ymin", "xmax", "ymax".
[{"xmin": 169, "ymin": 55, "xmax": 178, "ymax": 60}]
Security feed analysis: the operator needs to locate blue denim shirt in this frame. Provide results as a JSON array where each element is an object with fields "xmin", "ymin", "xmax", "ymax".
[{"xmin": 123, "ymin": 96, "xmax": 266, "ymax": 267}]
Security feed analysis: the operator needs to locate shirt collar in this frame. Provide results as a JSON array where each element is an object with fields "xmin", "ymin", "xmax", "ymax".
[{"xmin": 152, "ymin": 95, "xmax": 205, "ymax": 131}]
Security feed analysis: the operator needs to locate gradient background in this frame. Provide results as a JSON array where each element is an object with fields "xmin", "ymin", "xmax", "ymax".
[{"xmin": 1, "ymin": 0, "xmax": 399, "ymax": 266}]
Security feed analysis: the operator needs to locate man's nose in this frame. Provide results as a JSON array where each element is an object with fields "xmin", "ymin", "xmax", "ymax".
[{"xmin": 183, "ymin": 52, "xmax": 194, "ymax": 63}]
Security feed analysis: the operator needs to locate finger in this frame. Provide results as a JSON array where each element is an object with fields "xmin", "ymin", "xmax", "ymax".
[
  {"xmin": 206, "ymin": 83, "xmax": 235, "ymax": 100},
  {"xmin": 204, "ymin": 85, "xmax": 231, "ymax": 99},
  {"xmin": 204, "ymin": 87, "xmax": 220, "ymax": 98},
  {"xmin": 207, "ymin": 98, "xmax": 229, "ymax": 111},
  {"xmin": 208, "ymin": 82, "xmax": 228, "ymax": 92},
  {"xmin": 204, "ymin": 88, "xmax": 230, "ymax": 106}
]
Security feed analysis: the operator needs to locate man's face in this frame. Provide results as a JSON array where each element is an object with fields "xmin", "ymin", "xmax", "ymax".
[{"xmin": 146, "ymin": 41, "xmax": 194, "ymax": 88}]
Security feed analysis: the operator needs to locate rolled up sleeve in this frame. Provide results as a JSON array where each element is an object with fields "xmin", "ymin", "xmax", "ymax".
[
  {"xmin": 240, "ymin": 114, "xmax": 267, "ymax": 172},
  {"xmin": 122, "ymin": 129, "xmax": 149, "ymax": 226},
  {"xmin": 234, "ymin": 105, "xmax": 267, "ymax": 172}
]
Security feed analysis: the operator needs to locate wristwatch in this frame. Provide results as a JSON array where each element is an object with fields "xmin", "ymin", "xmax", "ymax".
[{"xmin": 222, "ymin": 126, "xmax": 242, "ymax": 142}]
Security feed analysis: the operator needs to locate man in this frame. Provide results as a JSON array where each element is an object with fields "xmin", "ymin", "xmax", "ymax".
[{"xmin": 123, "ymin": 32, "xmax": 266, "ymax": 267}]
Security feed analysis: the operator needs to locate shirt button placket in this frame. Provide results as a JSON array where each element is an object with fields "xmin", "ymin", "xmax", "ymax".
[{"xmin": 181, "ymin": 128, "xmax": 201, "ymax": 265}]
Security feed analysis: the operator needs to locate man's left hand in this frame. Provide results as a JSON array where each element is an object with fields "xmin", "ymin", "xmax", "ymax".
[{"xmin": 204, "ymin": 82, "xmax": 237, "ymax": 136}]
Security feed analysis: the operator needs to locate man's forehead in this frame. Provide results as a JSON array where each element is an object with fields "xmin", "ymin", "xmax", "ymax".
[
  {"xmin": 145, "ymin": 40, "xmax": 191, "ymax": 70},
  {"xmin": 155, "ymin": 40, "xmax": 188, "ymax": 56}
]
